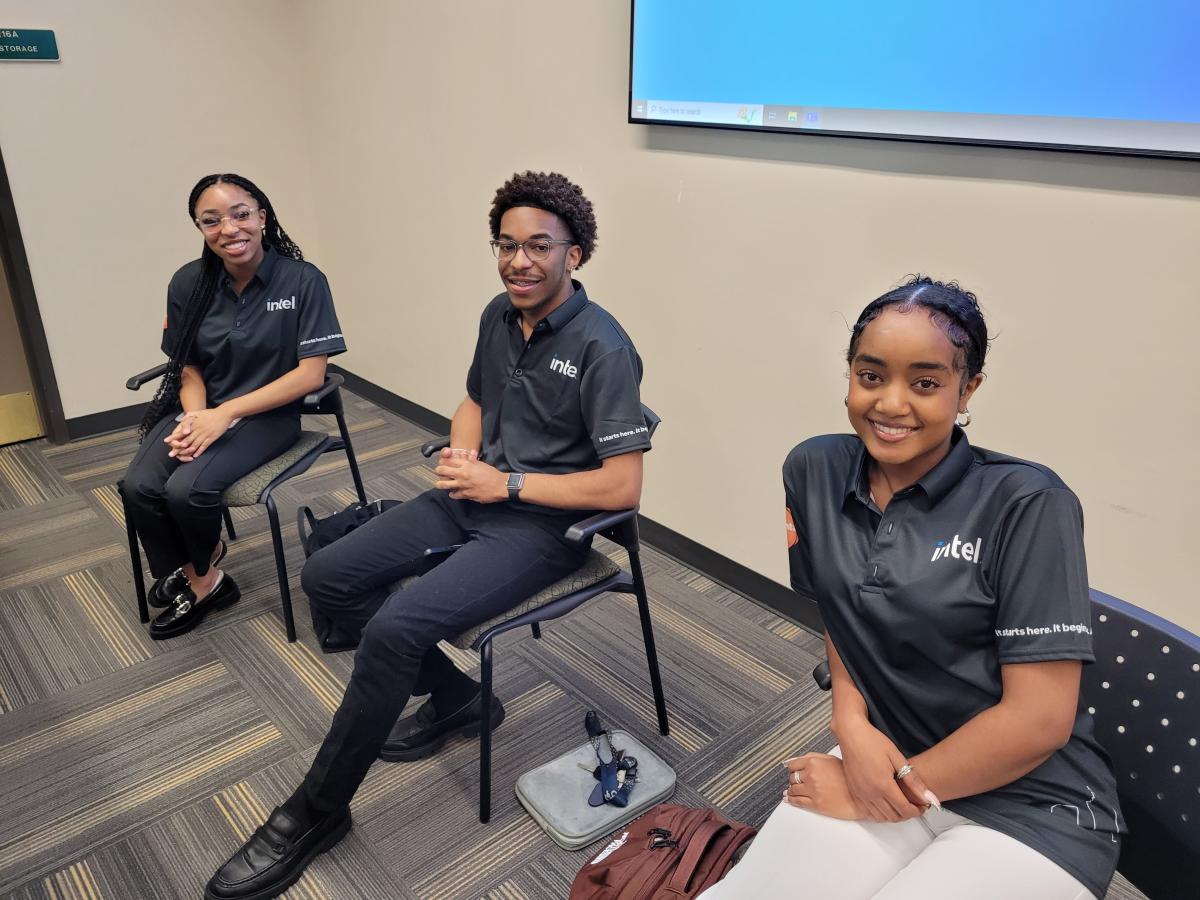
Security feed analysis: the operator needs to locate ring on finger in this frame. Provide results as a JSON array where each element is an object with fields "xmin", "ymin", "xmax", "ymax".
[
  {"xmin": 791, "ymin": 770, "xmax": 802, "ymax": 785},
  {"xmin": 894, "ymin": 764, "xmax": 913, "ymax": 781}
]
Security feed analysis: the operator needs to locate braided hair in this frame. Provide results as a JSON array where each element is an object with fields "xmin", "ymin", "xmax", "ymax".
[
  {"xmin": 847, "ymin": 275, "xmax": 989, "ymax": 390},
  {"xmin": 138, "ymin": 174, "xmax": 303, "ymax": 439}
]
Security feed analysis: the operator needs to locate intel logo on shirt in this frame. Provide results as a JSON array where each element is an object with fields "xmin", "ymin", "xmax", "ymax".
[
  {"xmin": 549, "ymin": 355, "xmax": 578, "ymax": 378},
  {"xmin": 931, "ymin": 535, "xmax": 982, "ymax": 564},
  {"xmin": 266, "ymin": 296, "xmax": 296, "ymax": 312}
]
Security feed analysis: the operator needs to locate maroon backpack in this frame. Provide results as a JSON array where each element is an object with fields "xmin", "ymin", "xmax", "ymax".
[{"xmin": 570, "ymin": 804, "xmax": 757, "ymax": 900}]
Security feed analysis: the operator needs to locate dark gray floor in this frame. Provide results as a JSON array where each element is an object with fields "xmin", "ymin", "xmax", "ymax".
[{"xmin": 0, "ymin": 392, "xmax": 1144, "ymax": 899}]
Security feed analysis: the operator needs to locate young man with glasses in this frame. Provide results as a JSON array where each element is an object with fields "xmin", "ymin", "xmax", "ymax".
[{"xmin": 206, "ymin": 171, "xmax": 654, "ymax": 900}]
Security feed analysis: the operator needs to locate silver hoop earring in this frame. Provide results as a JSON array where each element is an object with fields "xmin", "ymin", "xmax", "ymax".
[
  {"xmin": 843, "ymin": 396, "xmax": 849, "ymax": 407},
  {"xmin": 957, "ymin": 410, "xmax": 972, "ymax": 428}
]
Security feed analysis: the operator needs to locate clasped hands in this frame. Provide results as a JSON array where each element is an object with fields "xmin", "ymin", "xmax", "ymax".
[
  {"xmin": 165, "ymin": 408, "xmax": 235, "ymax": 462},
  {"xmin": 783, "ymin": 719, "xmax": 940, "ymax": 823},
  {"xmin": 433, "ymin": 447, "xmax": 507, "ymax": 503}
]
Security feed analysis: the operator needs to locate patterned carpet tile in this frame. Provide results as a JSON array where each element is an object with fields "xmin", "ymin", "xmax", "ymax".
[
  {"xmin": 42, "ymin": 427, "xmax": 141, "ymax": 495},
  {"xmin": 681, "ymin": 680, "xmax": 835, "ymax": 824},
  {"xmin": 522, "ymin": 623, "xmax": 709, "ymax": 754},
  {"xmin": 0, "ymin": 495, "xmax": 124, "ymax": 596},
  {"xmin": 0, "ymin": 390, "xmax": 1148, "ymax": 899},
  {"xmin": 0, "ymin": 495, "xmax": 99, "ymax": 555},
  {"xmin": 522, "ymin": 576, "xmax": 812, "ymax": 755},
  {"xmin": 208, "ymin": 612, "xmax": 355, "ymax": 751},
  {"xmin": 351, "ymin": 653, "xmax": 555, "ymax": 821},
  {"xmin": 0, "ymin": 645, "xmax": 292, "ymax": 893},
  {"xmin": 629, "ymin": 574, "xmax": 803, "ymax": 693},
  {"xmin": 4, "ymin": 755, "xmax": 418, "ymax": 900},
  {"xmin": 0, "ymin": 444, "xmax": 75, "ymax": 510},
  {"xmin": 0, "ymin": 560, "xmax": 160, "ymax": 714}
]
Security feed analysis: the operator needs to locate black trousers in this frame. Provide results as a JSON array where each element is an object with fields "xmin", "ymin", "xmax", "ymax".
[
  {"xmin": 120, "ymin": 412, "xmax": 300, "ymax": 578},
  {"xmin": 296, "ymin": 488, "xmax": 588, "ymax": 811}
]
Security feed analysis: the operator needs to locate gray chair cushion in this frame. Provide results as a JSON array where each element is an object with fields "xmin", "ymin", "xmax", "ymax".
[
  {"xmin": 450, "ymin": 548, "xmax": 621, "ymax": 650},
  {"xmin": 222, "ymin": 430, "xmax": 329, "ymax": 507}
]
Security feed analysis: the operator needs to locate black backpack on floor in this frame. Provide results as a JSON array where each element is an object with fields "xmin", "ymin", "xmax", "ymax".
[{"xmin": 296, "ymin": 499, "xmax": 402, "ymax": 651}]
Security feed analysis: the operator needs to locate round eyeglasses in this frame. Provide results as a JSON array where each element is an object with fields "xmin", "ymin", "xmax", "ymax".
[
  {"xmin": 489, "ymin": 239, "xmax": 573, "ymax": 262},
  {"xmin": 195, "ymin": 207, "xmax": 262, "ymax": 232}
]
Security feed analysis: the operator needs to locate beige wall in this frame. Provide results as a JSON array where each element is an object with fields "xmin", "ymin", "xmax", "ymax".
[
  {"xmin": 294, "ymin": 2, "xmax": 1200, "ymax": 632},
  {"xmin": 4, "ymin": 3, "xmax": 1198, "ymax": 632},
  {"xmin": 0, "ymin": 0, "xmax": 320, "ymax": 419}
]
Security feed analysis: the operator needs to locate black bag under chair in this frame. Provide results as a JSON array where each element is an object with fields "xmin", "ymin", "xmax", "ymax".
[{"xmin": 296, "ymin": 498, "xmax": 401, "ymax": 651}]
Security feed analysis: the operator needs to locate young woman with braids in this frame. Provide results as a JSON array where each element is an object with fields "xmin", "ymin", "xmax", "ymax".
[
  {"xmin": 701, "ymin": 277, "xmax": 1121, "ymax": 899},
  {"xmin": 120, "ymin": 174, "xmax": 345, "ymax": 639}
]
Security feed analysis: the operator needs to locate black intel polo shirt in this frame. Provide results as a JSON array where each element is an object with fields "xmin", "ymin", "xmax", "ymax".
[
  {"xmin": 161, "ymin": 247, "xmax": 346, "ymax": 416},
  {"xmin": 466, "ymin": 282, "xmax": 653, "ymax": 511},
  {"xmin": 783, "ymin": 429, "xmax": 1122, "ymax": 898}
]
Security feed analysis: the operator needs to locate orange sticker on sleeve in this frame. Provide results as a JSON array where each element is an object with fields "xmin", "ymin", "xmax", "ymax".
[{"xmin": 785, "ymin": 507, "xmax": 798, "ymax": 548}]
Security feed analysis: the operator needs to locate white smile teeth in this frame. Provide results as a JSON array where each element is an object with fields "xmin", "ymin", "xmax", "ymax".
[{"xmin": 872, "ymin": 421, "xmax": 914, "ymax": 435}]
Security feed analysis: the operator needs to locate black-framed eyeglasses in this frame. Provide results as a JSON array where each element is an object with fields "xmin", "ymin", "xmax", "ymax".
[
  {"xmin": 195, "ymin": 207, "xmax": 261, "ymax": 232},
  {"xmin": 489, "ymin": 239, "xmax": 573, "ymax": 262}
]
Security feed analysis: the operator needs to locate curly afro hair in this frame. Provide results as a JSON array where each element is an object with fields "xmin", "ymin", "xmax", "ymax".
[{"xmin": 489, "ymin": 171, "xmax": 598, "ymax": 267}]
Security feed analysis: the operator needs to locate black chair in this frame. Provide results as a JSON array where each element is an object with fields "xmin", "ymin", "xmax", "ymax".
[
  {"xmin": 120, "ymin": 363, "xmax": 366, "ymax": 641},
  {"xmin": 416, "ymin": 436, "xmax": 670, "ymax": 823},
  {"xmin": 1081, "ymin": 590, "xmax": 1199, "ymax": 899},
  {"xmin": 811, "ymin": 588, "xmax": 1200, "ymax": 900}
]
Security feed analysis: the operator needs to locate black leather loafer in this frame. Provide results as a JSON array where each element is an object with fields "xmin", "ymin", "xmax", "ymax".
[
  {"xmin": 379, "ymin": 690, "xmax": 505, "ymax": 762},
  {"xmin": 149, "ymin": 540, "xmax": 228, "ymax": 608},
  {"xmin": 148, "ymin": 568, "xmax": 188, "ymax": 608},
  {"xmin": 149, "ymin": 573, "xmax": 240, "ymax": 640},
  {"xmin": 205, "ymin": 806, "xmax": 350, "ymax": 900}
]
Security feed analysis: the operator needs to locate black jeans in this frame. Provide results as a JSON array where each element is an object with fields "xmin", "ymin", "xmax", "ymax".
[
  {"xmin": 120, "ymin": 412, "xmax": 300, "ymax": 577},
  {"xmin": 297, "ymin": 488, "xmax": 588, "ymax": 812}
]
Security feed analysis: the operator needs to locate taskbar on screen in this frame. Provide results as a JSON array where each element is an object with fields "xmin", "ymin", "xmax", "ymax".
[{"xmin": 630, "ymin": 99, "xmax": 825, "ymax": 129}]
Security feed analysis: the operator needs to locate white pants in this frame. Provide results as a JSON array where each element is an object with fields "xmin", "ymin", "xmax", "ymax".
[{"xmin": 699, "ymin": 751, "xmax": 1094, "ymax": 900}]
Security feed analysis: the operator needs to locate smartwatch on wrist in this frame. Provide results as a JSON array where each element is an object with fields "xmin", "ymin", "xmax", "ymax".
[{"xmin": 506, "ymin": 472, "xmax": 526, "ymax": 502}]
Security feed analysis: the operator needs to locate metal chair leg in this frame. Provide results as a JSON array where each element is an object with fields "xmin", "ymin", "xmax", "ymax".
[
  {"xmin": 530, "ymin": 622, "xmax": 542, "ymax": 640},
  {"xmin": 119, "ymin": 483, "xmax": 150, "ymax": 624},
  {"xmin": 479, "ymin": 640, "xmax": 494, "ymax": 823},
  {"xmin": 222, "ymin": 506, "xmax": 237, "ymax": 541},
  {"xmin": 265, "ymin": 492, "xmax": 297, "ymax": 642},
  {"xmin": 336, "ymin": 411, "xmax": 367, "ymax": 504},
  {"xmin": 629, "ymin": 546, "xmax": 669, "ymax": 736}
]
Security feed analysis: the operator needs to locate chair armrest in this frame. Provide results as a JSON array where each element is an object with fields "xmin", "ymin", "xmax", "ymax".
[
  {"xmin": 303, "ymin": 372, "xmax": 343, "ymax": 409},
  {"xmin": 126, "ymin": 362, "xmax": 169, "ymax": 391},
  {"xmin": 813, "ymin": 660, "xmax": 832, "ymax": 691},
  {"xmin": 564, "ymin": 507, "xmax": 639, "ymax": 548},
  {"xmin": 421, "ymin": 436, "xmax": 451, "ymax": 458}
]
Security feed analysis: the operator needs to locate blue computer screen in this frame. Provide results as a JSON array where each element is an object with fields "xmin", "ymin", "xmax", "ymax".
[{"xmin": 630, "ymin": 1, "xmax": 1200, "ymax": 156}]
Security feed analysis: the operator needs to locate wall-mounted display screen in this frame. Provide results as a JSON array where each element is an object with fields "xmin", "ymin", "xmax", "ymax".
[{"xmin": 629, "ymin": 1, "xmax": 1200, "ymax": 158}]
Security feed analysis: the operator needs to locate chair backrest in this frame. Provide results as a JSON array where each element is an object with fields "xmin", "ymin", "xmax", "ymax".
[{"xmin": 1080, "ymin": 589, "xmax": 1200, "ymax": 898}]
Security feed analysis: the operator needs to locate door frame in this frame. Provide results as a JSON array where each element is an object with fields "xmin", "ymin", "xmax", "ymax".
[{"xmin": 0, "ymin": 145, "xmax": 67, "ymax": 444}]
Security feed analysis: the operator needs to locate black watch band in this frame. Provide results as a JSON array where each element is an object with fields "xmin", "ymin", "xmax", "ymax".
[{"xmin": 506, "ymin": 472, "xmax": 526, "ymax": 502}]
